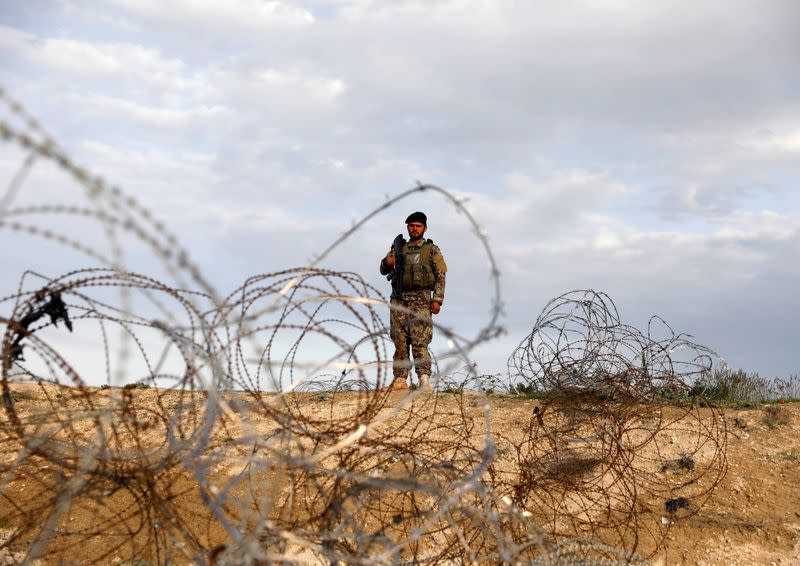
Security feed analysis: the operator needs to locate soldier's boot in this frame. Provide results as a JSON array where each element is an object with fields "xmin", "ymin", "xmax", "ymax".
[
  {"xmin": 419, "ymin": 374, "xmax": 432, "ymax": 392},
  {"xmin": 390, "ymin": 375, "xmax": 409, "ymax": 391}
]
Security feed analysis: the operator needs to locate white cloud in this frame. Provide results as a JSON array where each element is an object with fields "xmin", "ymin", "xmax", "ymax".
[
  {"xmin": 318, "ymin": 157, "xmax": 431, "ymax": 185},
  {"xmin": 200, "ymin": 66, "xmax": 346, "ymax": 110},
  {"xmin": 652, "ymin": 114, "xmax": 800, "ymax": 219},
  {"xmin": 741, "ymin": 128, "xmax": 800, "ymax": 154},
  {"xmin": 108, "ymin": 0, "xmax": 314, "ymax": 31},
  {"xmin": 60, "ymin": 0, "xmax": 141, "ymax": 31},
  {"xmin": 0, "ymin": 25, "xmax": 192, "ymax": 96},
  {"xmin": 64, "ymin": 92, "xmax": 230, "ymax": 129},
  {"xmin": 448, "ymin": 169, "xmax": 634, "ymax": 242},
  {"xmin": 179, "ymin": 201, "xmax": 340, "ymax": 235},
  {"xmin": 593, "ymin": 226, "xmax": 622, "ymax": 250},
  {"xmin": 80, "ymin": 140, "xmax": 221, "ymax": 186},
  {"xmin": 505, "ymin": 209, "xmax": 800, "ymax": 279}
]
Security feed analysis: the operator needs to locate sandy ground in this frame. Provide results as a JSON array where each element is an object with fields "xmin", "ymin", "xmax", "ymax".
[
  {"xmin": 648, "ymin": 404, "xmax": 800, "ymax": 565},
  {"xmin": 487, "ymin": 396, "xmax": 800, "ymax": 565},
  {"xmin": 1, "ymin": 383, "xmax": 798, "ymax": 565}
]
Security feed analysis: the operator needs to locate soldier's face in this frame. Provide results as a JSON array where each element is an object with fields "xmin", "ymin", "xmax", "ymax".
[{"xmin": 406, "ymin": 221, "xmax": 426, "ymax": 241}]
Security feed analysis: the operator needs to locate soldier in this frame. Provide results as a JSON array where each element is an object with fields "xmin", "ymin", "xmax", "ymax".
[{"xmin": 379, "ymin": 211, "xmax": 447, "ymax": 391}]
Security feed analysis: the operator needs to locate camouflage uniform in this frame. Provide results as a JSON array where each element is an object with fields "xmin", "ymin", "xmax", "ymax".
[{"xmin": 379, "ymin": 239, "xmax": 447, "ymax": 379}]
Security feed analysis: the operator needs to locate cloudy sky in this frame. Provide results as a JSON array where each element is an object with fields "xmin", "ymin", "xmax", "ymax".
[{"xmin": 1, "ymin": 0, "xmax": 799, "ymax": 379}]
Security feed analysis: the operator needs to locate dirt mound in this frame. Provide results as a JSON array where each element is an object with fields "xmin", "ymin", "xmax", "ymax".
[{"xmin": 1, "ymin": 383, "xmax": 798, "ymax": 564}]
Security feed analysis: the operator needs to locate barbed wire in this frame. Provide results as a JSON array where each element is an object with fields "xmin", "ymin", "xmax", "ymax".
[
  {"xmin": 0, "ymin": 88, "xmax": 728, "ymax": 565},
  {"xmin": 502, "ymin": 290, "xmax": 728, "ymax": 557}
]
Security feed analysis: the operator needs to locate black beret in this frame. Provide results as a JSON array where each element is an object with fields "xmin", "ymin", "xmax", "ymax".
[{"xmin": 405, "ymin": 211, "xmax": 427, "ymax": 226}]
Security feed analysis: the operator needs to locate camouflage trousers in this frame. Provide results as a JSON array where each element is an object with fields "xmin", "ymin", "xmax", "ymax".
[{"xmin": 389, "ymin": 293, "xmax": 432, "ymax": 379}]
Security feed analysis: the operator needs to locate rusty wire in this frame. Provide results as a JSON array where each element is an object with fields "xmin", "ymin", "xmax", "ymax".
[{"xmin": 0, "ymin": 88, "xmax": 729, "ymax": 565}]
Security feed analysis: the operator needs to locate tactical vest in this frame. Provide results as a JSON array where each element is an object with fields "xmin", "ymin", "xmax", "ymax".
[{"xmin": 401, "ymin": 239, "xmax": 437, "ymax": 291}]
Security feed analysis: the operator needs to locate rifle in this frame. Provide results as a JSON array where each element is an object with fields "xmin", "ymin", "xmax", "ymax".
[{"xmin": 386, "ymin": 233, "xmax": 406, "ymax": 296}]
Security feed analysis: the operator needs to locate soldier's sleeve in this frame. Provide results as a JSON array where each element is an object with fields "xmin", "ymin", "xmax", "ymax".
[
  {"xmin": 379, "ymin": 247, "xmax": 395, "ymax": 275},
  {"xmin": 430, "ymin": 245, "xmax": 447, "ymax": 304}
]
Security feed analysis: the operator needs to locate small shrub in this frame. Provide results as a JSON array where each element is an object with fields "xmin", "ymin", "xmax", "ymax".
[
  {"xmin": 689, "ymin": 368, "xmax": 800, "ymax": 406},
  {"xmin": 677, "ymin": 454, "xmax": 695, "ymax": 471},
  {"xmin": 494, "ymin": 444, "xmax": 510, "ymax": 459},
  {"xmin": 100, "ymin": 383, "xmax": 111, "ymax": 390},
  {"xmin": 6, "ymin": 390, "xmax": 34, "ymax": 402},
  {"xmin": 691, "ymin": 368, "xmax": 769, "ymax": 404},
  {"xmin": 761, "ymin": 405, "xmax": 790, "ymax": 429},
  {"xmin": 772, "ymin": 374, "xmax": 800, "ymax": 401},
  {"xmin": 508, "ymin": 382, "xmax": 548, "ymax": 400},
  {"xmin": 123, "ymin": 382, "xmax": 151, "ymax": 390},
  {"xmin": 732, "ymin": 416, "xmax": 747, "ymax": 429},
  {"xmin": 660, "ymin": 454, "xmax": 695, "ymax": 473},
  {"xmin": 779, "ymin": 448, "xmax": 800, "ymax": 462},
  {"xmin": 653, "ymin": 385, "xmax": 691, "ymax": 404},
  {"xmin": 478, "ymin": 373, "xmax": 503, "ymax": 392},
  {"xmin": 665, "ymin": 497, "xmax": 690, "ymax": 514}
]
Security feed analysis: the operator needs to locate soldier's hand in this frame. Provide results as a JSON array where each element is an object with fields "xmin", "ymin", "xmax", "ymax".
[
  {"xmin": 430, "ymin": 301, "xmax": 441, "ymax": 315},
  {"xmin": 385, "ymin": 255, "xmax": 396, "ymax": 269}
]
